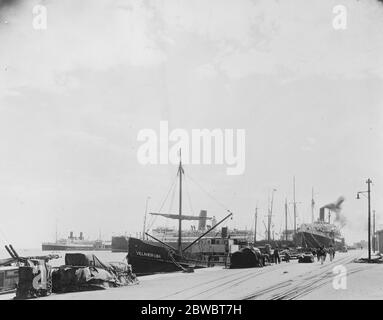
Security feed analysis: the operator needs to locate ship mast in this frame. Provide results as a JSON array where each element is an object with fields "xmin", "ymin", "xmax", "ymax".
[
  {"xmin": 177, "ymin": 149, "xmax": 184, "ymax": 255},
  {"xmin": 142, "ymin": 196, "xmax": 151, "ymax": 240},
  {"xmin": 55, "ymin": 218, "xmax": 58, "ymax": 243},
  {"xmin": 285, "ymin": 198, "xmax": 288, "ymax": 241},
  {"xmin": 293, "ymin": 176, "xmax": 297, "ymax": 234},
  {"xmin": 268, "ymin": 189, "xmax": 276, "ymax": 242},
  {"xmin": 254, "ymin": 206, "xmax": 258, "ymax": 244},
  {"xmin": 311, "ymin": 187, "xmax": 315, "ymax": 223}
]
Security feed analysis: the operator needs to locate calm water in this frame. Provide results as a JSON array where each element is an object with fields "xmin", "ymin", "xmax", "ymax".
[{"xmin": 0, "ymin": 248, "xmax": 127, "ymax": 267}]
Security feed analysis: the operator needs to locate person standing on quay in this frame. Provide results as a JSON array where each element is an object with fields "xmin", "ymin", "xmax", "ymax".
[
  {"xmin": 329, "ymin": 245, "xmax": 335, "ymax": 262},
  {"xmin": 273, "ymin": 247, "xmax": 281, "ymax": 264},
  {"xmin": 318, "ymin": 246, "xmax": 327, "ymax": 265},
  {"xmin": 284, "ymin": 249, "xmax": 290, "ymax": 263}
]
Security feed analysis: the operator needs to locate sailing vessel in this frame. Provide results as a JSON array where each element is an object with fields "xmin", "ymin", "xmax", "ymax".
[{"xmin": 111, "ymin": 154, "xmax": 235, "ymax": 275}]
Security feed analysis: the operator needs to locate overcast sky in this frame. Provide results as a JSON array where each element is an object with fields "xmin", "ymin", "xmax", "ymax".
[{"xmin": 0, "ymin": 0, "xmax": 382, "ymax": 249}]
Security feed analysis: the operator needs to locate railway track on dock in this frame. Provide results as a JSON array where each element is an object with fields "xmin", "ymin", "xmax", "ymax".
[
  {"xmin": 161, "ymin": 252, "xmax": 363, "ymax": 300},
  {"xmin": 161, "ymin": 262, "xmax": 290, "ymax": 299},
  {"xmin": 243, "ymin": 252, "xmax": 364, "ymax": 300}
]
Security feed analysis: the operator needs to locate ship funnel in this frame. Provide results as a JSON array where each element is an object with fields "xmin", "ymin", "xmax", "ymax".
[
  {"xmin": 319, "ymin": 196, "xmax": 346, "ymax": 224},
  {"xmin": 79, "ymin": 232, "xmax": 84, "ymax": 240},
  {"xmin": 69, "ymin": 231, "xmax": 74, "ymax": 239},
  {"xmin": 198, "ymin": 210, "xmax": 208, "ymax": 231},
  {"xmin": 319, "ymin": 207, "xmax": 325, "ymax": 221}
]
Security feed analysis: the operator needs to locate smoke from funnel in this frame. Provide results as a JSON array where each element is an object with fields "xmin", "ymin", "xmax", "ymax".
[
  {"xmin": 321, "ymin": 196, "xmax": 346, "ymax": 227},
  {"xmin": 322, "ymin": 196, "xmax": 345, "ymax": 213},
  {"xmin": 0, "ymin": 0, "xmax": 22, "ymax": 9}
]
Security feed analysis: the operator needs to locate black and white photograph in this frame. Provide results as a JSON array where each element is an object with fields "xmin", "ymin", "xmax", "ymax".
[{"xmin": 0, "ymin": 0, "xmax": 383, "ymax": 306}]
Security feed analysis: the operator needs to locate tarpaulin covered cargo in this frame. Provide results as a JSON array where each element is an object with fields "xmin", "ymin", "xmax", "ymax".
[
  {"xmin": 52, "ymin": 253, "xmax": 138, "ymax": 293},
  {"xmin": 65, "ymin": 253, "xmax": 109, "ymax": 269},
  {"xmin": 298, "ymin": 253, "xmax": 315, "ymax": 263},
  {"xmin": 230, "ymin": 247, "xmax": 263, "ymax": 268}
]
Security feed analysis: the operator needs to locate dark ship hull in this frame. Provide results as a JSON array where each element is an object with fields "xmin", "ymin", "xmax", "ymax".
[
  {"xmin": 112, "ymin": 236, "xmax": 207, "ymax": 275},
  {"xmin": 42, "ymin": 244, "xmax": 94, "ymax": 251},
  {"xmin": 42, "ymin": 243, "xmax": 111, "ymax": 251},
  {"xmin": 111, "ymin": 236, "xmax": 192, "ymax": 252},
  {"xmin": 294, "ymin": 231, "xmax": 344, "ymax": 250},
  {"xmin": 293, "ymin": 203, "xmax": 346, "ymax": 250}
]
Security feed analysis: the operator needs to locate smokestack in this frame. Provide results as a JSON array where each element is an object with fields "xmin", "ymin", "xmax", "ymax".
[
  {"xmin": 221, "ymin": 227, "xmax": 228, "ymax": 238},
  {"xmin": 319, "ymin": 207, "xmax": 325, "ymax": 221},
  {"xmin": 79, "ymin": 232, "xmax": 83, "ymax": 240},
  {"xmin": 198, "ymin": 210, "xmax": 207, "ymax": 231},
  {"xmin": 69, "ymin": 231, "xmax": 73, "ymax": 239},
  {"xmin": 320, "ymin": 197, "xmax": 346, "ymax": 227}
]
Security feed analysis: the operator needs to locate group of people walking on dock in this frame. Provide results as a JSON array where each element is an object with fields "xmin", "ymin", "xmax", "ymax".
[
  {"xmin": 256, "ymin": 244, "xmax": 336, "ymax": 266},
  {"xmin": 272, "ymin": 247, "xmax": 291, "ymax": 264},
  {"xmin": 266, "ymin": 246, "xmax": 289, "ymax": 264},
  {"xmin": 314, "ymin": 245, "xmax": 335, "ymax": 264}
]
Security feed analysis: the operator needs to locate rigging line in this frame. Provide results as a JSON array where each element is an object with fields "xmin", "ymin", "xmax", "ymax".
[
  {"xmin": 146, "ymin": 210, "xmax": 159, "ymax": 234},
  {"xmin": 183, "ymin": 176, "xmax": 195, "ymax": 216},
  {"xmin": 0, "ymin": 226, "xmax": 9, "ymax": 245},
  {"xmin": 184, "ymin": 172, "xmax": 229, "ymax": 211},
  {"xmin": 145, "ymin": 214, "xmax": 155, "ymax": 233},
  {"xmin": 146, "ymin": 173, "xmax": 178, "ymax": 232},
  {"xmin": 168, "ymin": 176, "xmax": 177, "ymax": 216},
  {"xmin": 287, "ymin": 204, "xmax": 292, "ymax": 229},
  {"xmin": 159, "ymin": 176, "xmax": 177, "ymax": 239},
  {"xmin": 158, "ymin": 173, "xmax": 179, "ymax": 213},
  {"xmin": 145, "ymin": 214, "xmax": 153, "ymax": 232}
]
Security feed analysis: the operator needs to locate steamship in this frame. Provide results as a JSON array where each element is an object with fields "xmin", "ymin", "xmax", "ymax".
[
  {"xmin": 112, "ymin": 210, "xmax": 215, "ymax": 252},
  {"xmin": 42, "ymin": 232, "xmax": 111, "ymax": 251},
  {"xmin": 112, "ymin": 156, "xmax": 236, "ymax": 275},
  {"xmin": 112, "ymin": 211, "xmax": 235, "ymax": 275},
  {"xmin": 293, "ymin": 204, "xmax": 345, "ymax": 250}
]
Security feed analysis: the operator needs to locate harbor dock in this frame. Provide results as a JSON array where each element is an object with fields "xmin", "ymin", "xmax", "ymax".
[{"xmin": 2, "ymin": 250, "xmax": 380, "ymax": 300}]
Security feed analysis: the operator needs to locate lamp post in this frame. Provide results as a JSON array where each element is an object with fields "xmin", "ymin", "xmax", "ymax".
[
  {"xmin": 357, "ymin": 178, "xmax": 372, "ymax": 262},
  {"xmin": 373, "ymin": 210, "xmax": 376, "ymax": 252}
]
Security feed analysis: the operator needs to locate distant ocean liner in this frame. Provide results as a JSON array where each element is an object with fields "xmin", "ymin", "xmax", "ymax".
[
  {"xmin": 42, "ymin": 232, "xmax": 111, "ymax": 251},
  {"xmin": 293, "ymin": 205, "xmax": 345, "ymax": 250}
]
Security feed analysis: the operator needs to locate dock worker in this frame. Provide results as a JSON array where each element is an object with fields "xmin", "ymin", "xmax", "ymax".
[
  {"xmin": 318, "ymin": 246, "xmax": 327, "ymax": 265},
  {"xmin": 284, "ymin": 249, "xmax": 290, "ymax": 263},
  {"xmin": 328, "ymin": 245, "xmax": 335, "ymax": 262},
  {"xmin": 273, "ymin": 247, "xmax": 281, "ymax": 264},
  {"xmin": 315, "ymin": 247, "xmax": 321, "ymax": 262}
]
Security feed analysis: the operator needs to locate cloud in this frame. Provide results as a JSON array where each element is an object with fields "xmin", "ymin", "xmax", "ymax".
[
  {"xmin": 0, "ymin": 0, "xmax": 382, "ymax": 247},
  {"xmin": 1, "ymin": 0, "xmax": 383, "ymax": 98},
  {"xmin": 0, "ymin": 0, "xmax": 167, "ymax": 94},
  {"xmin": 209, "ymin": 0, "xmax": 383, "ymax": 80}
]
